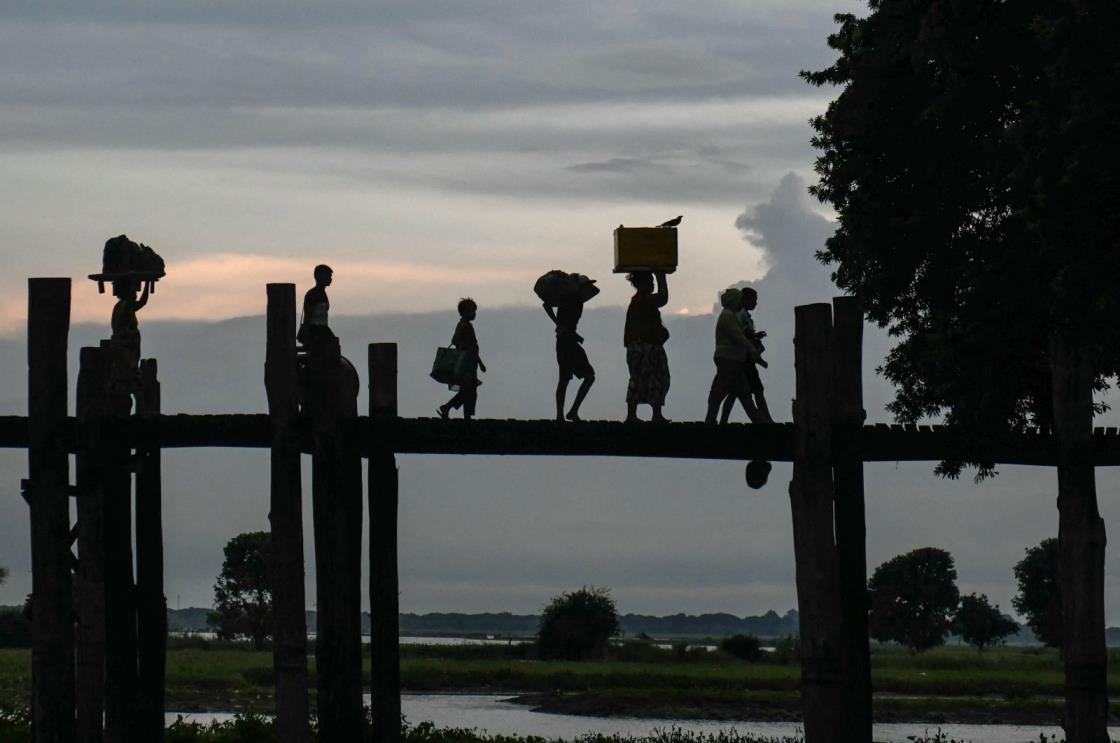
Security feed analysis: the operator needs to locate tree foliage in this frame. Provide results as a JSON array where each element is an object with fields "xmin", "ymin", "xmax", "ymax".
[
  {"xmin": 868, "ymin": 547, "xmax": 960, "ymax": 653},
  {"xmin": 208, "ymin": 531, "xmax": 272, "ymax": 649},
  {"xmin": 1012, "ymin": 538, "xmax": 1061, "ymax": 648},
  {"xmin": 802, "ymin": 0, "xmax": 1120, "ymax": 477},
  {"xmin": 953, "ymin": 593, "xmax": 1018, "ymax": 651},
  {"xmin": 537, "ymin": 586, "xmax": 621, "ymax": 661},
  {"xmin": 719, "ymin": 633, "xmax": 763, "ymax": 662}
]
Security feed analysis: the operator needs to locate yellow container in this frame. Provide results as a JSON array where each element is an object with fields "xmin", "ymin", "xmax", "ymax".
[{"xmin": 613, "ymin": 227, "xmax": 678, "ymax": 273}]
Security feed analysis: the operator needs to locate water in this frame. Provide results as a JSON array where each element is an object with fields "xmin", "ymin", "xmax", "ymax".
[
  {"xmin": 165, "ymin": 693, "xmax": 1120, "ymax": 742},
  {"xmin": 171, "ymin": 632, "xmax": 523, "ymax": 645}
]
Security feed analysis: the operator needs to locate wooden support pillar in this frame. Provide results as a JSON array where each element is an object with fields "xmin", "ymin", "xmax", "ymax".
[
  {"xmin": 136, "ymin": 359, "xmax": 166, "ymax": 741},
  {"xmin": 76, "ymin": 346, "xmax": 108, "ymax": 743},
  {"xmin": 308, "ymin": 334, "xmax": 364, "ymax": 741},
  {"xmin": 1050, "ymin": 333, "xmax": 1108, "ymax": 742},
  {"xmin": 102, "ymin": 339, "xmax": 137, "ymax": 743},
  {"xmin": 27, "ymin": 277, "xmax": 76, "ymax": 743},
  {"xmin": 832, "ymin": 297, "xmax": 870, "ymax": 743},
  {"xmin": 789, "ymin": 303, "xmax": 844, "ymax": 743},
  {"xmin": 265, "ymin": 284, "xmax": 310, "ymax": 743},
  {"xmin": 368, "ymin": 343, "xmax": 401, "ymax": 743}
]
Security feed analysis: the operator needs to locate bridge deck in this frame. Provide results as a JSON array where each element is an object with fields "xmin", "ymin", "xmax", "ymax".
[{"xmin": 2, "ymin": 414, "xmax": 1120, "ymax": 465}]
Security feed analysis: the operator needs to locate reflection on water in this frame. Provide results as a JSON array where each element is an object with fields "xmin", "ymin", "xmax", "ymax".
[{"xmin": 167, "ymin": 693, "xmax": 1120, "ymax": 743}]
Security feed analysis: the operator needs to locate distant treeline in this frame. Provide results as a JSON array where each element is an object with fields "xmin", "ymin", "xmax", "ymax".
[
  {"xmin": 158, "ymin": 606, "xmax": 803, "ymax": 638},
  {"xmin": 7, "ymin": 605, "xmax": 1120, "ymax": 646},
  {"xmin": 161, "ymin": 607, "xmax": 804, "ymax": 639}
]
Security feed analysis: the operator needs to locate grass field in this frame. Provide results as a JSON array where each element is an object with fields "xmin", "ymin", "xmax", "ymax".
[{"xmin": 1, "ymin": 641, "xmax": 1118, "ymax": 723}]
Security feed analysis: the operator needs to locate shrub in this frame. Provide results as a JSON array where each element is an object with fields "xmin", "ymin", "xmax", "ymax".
[
  {"xmin": 537, "ymin": 586, "xmax": 620, "ymax": 661},
  {"xmin": 719, "ymin": 633, "xmax": 763, "ymax": 662}
]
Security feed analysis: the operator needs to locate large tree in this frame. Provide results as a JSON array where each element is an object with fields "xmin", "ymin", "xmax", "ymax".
[
  {"xmin": 868, "ymin": 547, "xmax": 959, "ymax": 653},
  {"xmin": 208, "ymin": 532, "xmax": 273, "ymax": 649},
  {"xmin": 804, "ymin": 1, "xmax": 1118, "ymax": 738},
  {"xmin": 1013, "ymin": 538, "xmax": 1061, "ymax": 648}
]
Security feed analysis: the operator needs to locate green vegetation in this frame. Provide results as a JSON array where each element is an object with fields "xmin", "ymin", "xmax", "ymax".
[
  {"xmin": 716, "ymin": 635, "xmax": 762, "ymax": 663},
  {"xmin": 3, "ymin": 640, "xmax": 1120, "ymax": 724},
  {"xmin": 868, "ymin": 548, "xmax": 960, "ymax": 653},
  {"xmin": 1014, "ymin": 538, "xmax": 1061, "ymax": 649},
  {"xmin": 209, "ymin": 531, "xmax": 273, "ymax": 650},
  {"xmin": 537, "ymin": 587, "xmax": 621, "ymax": 661},
  {"xmin": 0, "ymin": 708, "xmax": 810, "ymax": 743},
  {"xmin": 953, "ymin": 594, "xmax": 1018, "ymax": 651}
]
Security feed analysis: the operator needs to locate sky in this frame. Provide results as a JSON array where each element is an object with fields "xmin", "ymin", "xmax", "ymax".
[{"xmin": 4, "ymin": 1, "xmax": 1120, "ymax": 623}]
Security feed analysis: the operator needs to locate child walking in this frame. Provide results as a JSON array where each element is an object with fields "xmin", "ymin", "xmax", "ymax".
[{"xmin": 439, "ymin": 298, "xmax": 487, "ymax": 420}]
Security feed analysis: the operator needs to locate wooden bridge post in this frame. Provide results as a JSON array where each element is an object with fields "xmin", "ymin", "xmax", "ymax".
[
  {"xmin": 102, "ymin": 340, "xmax": 138, "ymax": 743},
  {"xmin": 368, "ymin": 343, "xmax": 401, "ymax": 743},
  {"xmin": 790, "ymin": 303, "xmax": 844, "ymax": 743},
  {"xmin": 832, "ymin": 297, "xmax": 871, "ymax": 743},
  {"xmin": 76, "ymin": 346, "xmax": 108, "ymax": 743},
  {"xmin": 27, "ymin": 277, "xmax": 76, "ymax": 743},
  {"xmin": 136, "ymin": 359, "xmax": 166, "ymax": 741},
  {"xmin": 265, "ymin": 284, "xmax": 311, "ymax": 743},
  {"xmin": 307, "ymin": 334, "xmax": 364, "ymax": 741}
]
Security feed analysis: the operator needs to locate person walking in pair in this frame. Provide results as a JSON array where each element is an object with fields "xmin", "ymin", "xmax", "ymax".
[
  {"xmin": 718, "ymin": 286, "xmax": 773, "ymax": 423},
  {"xmin": 706, "ymin": 287, "xmax": 768, "ymax": 424}
]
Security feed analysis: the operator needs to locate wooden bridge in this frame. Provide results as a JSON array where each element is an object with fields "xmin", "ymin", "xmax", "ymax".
[{"xmin": 10, "ymin": 279, "xmax": 1109, "ymax": 743}]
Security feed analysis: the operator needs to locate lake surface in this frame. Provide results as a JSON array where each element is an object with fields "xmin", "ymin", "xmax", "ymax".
[{"xmin": 166, "ymin": 692, "xmax": 1120, "ymax": 742}]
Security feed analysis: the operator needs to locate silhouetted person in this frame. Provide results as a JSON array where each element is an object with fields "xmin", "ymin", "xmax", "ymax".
[
  {"xmin": 624, "ymin": 271, "xmax": 670, "ymax": 422},
  {"xmin": 544, "ymin": 295, "xmax": 595, "ymax": 421},
  {"xmin": 298, "ymin": 264, "xmax": 334, "ymax": 346},
  {"xmin": 719, "ymin": 287, "xmax": 773, "ymax": 423},
  {"xmin": 705, "ymin": 287, "xmax": 765, "ymax": 424},
  {"xmin": 439, "ymin": 298, "xmax": 486, "ymax": 420},
  {"xmin": 110, "ymin": 277, "xmax": 149, "ymax": 374}
]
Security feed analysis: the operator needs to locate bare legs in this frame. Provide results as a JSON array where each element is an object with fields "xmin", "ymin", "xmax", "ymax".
[
  {"xmin": 626, "ymin": 401, "xmax": 667, "ymax": 423},
  {"xmin": 557, "ymin": 374, "xmax": 594, "ymax": 421}
]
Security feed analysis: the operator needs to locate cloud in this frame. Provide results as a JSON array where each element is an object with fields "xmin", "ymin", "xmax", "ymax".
[
  {"xmin": 735, "ymin": 171, "xmax": 838, "ymax": 306},
  {"xmin": 0, "ymin": 254, "xmax": 536, "ymax": 334}
]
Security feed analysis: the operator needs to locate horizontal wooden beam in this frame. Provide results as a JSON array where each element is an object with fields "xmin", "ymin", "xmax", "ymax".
[{"xmin": 2, "ymin": 413, "xmax": 1120, "ymax": 465}]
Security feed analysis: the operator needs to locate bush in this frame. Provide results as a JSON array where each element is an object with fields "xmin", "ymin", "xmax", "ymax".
[
  {"xmin": 953, "ymin": 593, "xmax": 1018, "ymax": 651},
  {"xmin": 537, "ymin": 586, "xmax": 620, "ymax": 661},
  {"xmin": 719, "ymin": 633, "xmax": 763, "ymax": 662},
  {"xmin": 0, "ymin": 607, "xmax": 31, "ymax": 649},
  {"xmin": 768, "ymin": 635, "xmax": 799, "ymax": 665}
]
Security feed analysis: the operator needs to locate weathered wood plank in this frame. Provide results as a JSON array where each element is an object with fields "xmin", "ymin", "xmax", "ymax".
[
  {"xmin": 8, "ymin": 413, "xmax": 1120, "ymax": 466},
  {"xmin": 307, "ymin": 335, "xmax": 364, "ymax": 742},
  {"xmin": 135, "ymin": 359, "xmax": 166, "ymax": 742},
  {"xmin": 27, "ymin": 277, "xmax": 75, "ymax": 743},
  {"xmin": 832, "ymin": 297, "xmax": 870, "ymax": 743},
  {"xmin": 368, "ymin": 343, "xmax": 401, "ymax": 743},
  {"xmin": 103, "ymin": 344, "xmax": 137, "ymax": 743},
  {"xmin": 76, "ymin": 347, "xmax": 107, "ymax": 743},
  {"xmin": 790, "ymin": 303, "xmax": 844, "ymax": 743},
  {"xmin": 265, "ymin": 284, "xmax": 310, "ymax": 743}
]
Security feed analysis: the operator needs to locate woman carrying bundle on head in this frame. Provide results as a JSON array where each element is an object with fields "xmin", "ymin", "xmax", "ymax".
[{"xmin": 623, "ymin": 270, "xmax": 670, "ymax": 423}]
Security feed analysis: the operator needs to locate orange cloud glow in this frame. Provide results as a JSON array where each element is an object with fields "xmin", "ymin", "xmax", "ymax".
[{"xmin": 3, "ymin": 253, "xmax": 536, "ymax": 335}]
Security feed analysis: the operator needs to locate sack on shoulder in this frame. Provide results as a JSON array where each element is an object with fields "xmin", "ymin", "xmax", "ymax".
[{"xmin": 430, "ymin": 346, "xmax": 464, "ymax": 384}]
